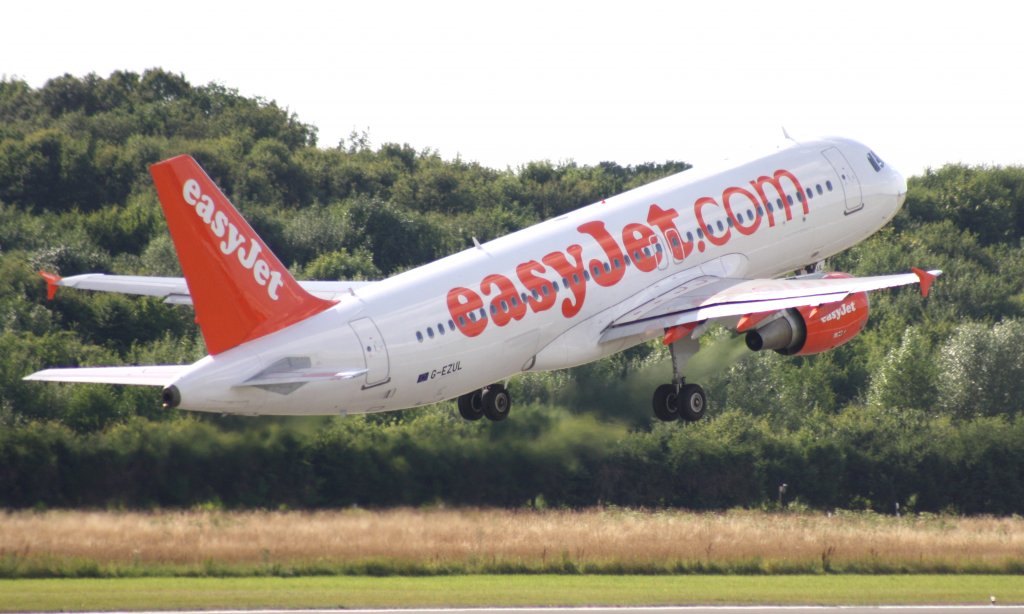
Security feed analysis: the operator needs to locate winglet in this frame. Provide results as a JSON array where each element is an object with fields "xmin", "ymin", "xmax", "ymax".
[
  {"xmin": 911, "ymin": 267, "xmax": 940, "ymax": 298},
  {"xmin": 39, "ymin": 271, "xmax": 61, "ymax": 300},
  {"xmin": 150, "ymin": 155, "xmax": 337, "ymax": 354}
]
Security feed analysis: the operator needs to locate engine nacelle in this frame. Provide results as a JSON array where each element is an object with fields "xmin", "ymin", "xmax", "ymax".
[{"xmin": 744, "ymin": 273, "xmax": 870, "ymax": 356}]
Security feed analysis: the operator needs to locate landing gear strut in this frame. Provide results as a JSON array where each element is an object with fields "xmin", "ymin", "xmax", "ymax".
[
  {"xmin": 457, "ymin": 383, "xmax": 510, "ymax": 422},
  {"xmin": 652, "ymin": 336, "xmax": 707, "ymax": 422}
]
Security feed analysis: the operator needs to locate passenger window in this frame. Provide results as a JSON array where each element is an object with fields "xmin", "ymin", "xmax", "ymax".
[
  {"xmin": 437, "ymin": 323, "xmax": 445, "ymax": 336},
  {"xmin": 826, "ymin": 180, "xmax": 834, "ymax": 191},
  {"xmin": 542, "ymin": 285, "xmax": 550, "ymax": 296},
  {"xmin": 500, "ymin": 300, "xmax": 509, "ymax": 312},
  {"xmin": 686, "ymin": 231, "xmax": 694, "ymax": 242},
  {"xmin": 696, "ymin": 229, "xmax": 704, "ymax": 239},
  {"xmin": 716, "ymin": 221, "xmax": 724, "ymax": 232},
  {"xmin": 458, "ymin": 316, "xmax": 466, "ymax": 327},
  {"xmin": 787, "ymin": 194, "xmax": 794, "ymax": 205},
  {"xmin": 469, "ymin": 312, "xmax": 477, "ymax": 322},
  {"xmin": 604, "ymin": 262, "xmax": 611, "ymax": 273},
  {"xmin": 614, "ymin": 258, "xmax": 622, "ymax": 268},
  {"xmin": 480, "ymin": 308, "xmax": 487, "ymax": 320},
  {"xmin": 416, "ymin": 331, "xmax": 424, "ymax": 342},
  {"xmin": 427, "ymin": 327, "xmax": 434, "ymax": 339},
  {"xmin": 490, "ymin": 304, "xmax": 498, "ymax": 315},
  {"xmin": 449, "ymin": 319, "xmax": 456, "ymax": 331},
  {"xmin": 816, "ymin": 184, "xmax": 823, "ymax": 195},
  {"xmin": 806, "ymin": 188, "xmax": 813, "ymax": 199},
  {"xmin": 583, "ymin": 270, "xmax": 591, "ymax": 281}
]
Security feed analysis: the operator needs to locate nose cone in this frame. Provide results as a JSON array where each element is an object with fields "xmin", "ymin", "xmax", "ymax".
[{"xmin": 892, "ymin": 166, "xmax": 908, "ymax": 210}]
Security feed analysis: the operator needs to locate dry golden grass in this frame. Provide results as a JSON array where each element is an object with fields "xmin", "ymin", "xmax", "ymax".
[{"xmin": 2, "ymin": 508, "xmax": 1022, "ymax": 575}]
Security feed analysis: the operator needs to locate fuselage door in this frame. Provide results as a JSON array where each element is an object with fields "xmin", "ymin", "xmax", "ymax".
[
  {"xmin": 821, "ymin": 147, "xmax": 864, "ymax": 214},
  {"xmin": 349, "ymin": 317, "xmax": 390, "ymax": 387}
]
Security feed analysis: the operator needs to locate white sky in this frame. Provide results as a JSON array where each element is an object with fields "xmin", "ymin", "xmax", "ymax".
[{"xmin": 3, "ymin": 1, "xmax": 1021, "ymax": 176}]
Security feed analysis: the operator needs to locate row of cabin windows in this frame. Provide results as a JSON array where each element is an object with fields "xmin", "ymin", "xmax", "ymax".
[{"xmin": 414, "ymin": 178, "xmax": 836, "ymax": 343}]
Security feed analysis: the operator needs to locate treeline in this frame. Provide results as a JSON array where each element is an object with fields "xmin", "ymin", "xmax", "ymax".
[
  {"xmin": 2, "ymin": 70, "xmax": 1024, "ymax": 513},
  {"xmin": 3, "ymin": 405, "xmax": 1022, "ymax": 514}
]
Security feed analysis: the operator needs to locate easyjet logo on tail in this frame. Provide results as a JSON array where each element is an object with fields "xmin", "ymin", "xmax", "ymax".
[{"xmin": 181, "ymin": 179, "xmax": 284, "ymax": 301}]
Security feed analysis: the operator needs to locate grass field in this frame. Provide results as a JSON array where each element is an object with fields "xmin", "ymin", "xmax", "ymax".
[
  {"xmin": 0, "ymin": 574, "xmax": 1021, "ymax": 611},
  {"xmin": 2, "ymin": 508, "xmax": 1023, "ymax": 577}
]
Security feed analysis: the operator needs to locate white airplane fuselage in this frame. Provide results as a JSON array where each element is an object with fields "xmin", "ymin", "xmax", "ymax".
[{"xmin": 167, "ymin": 137, "xmax": 906, "ymax": 415}]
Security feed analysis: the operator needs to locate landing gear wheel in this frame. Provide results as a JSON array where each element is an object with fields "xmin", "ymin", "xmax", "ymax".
[
  {"xmin": 652, "ymin": 383, "xmax": 681, "ymax": 422},
  {"xmin": 457, "ymin": 390, "xmax": 484, "ymax": 421},
  {"xmin": 678, "ymin": 383, "xmax": 706, "ymax": 422},
  {"xmin": 482, "ymin": 384, "xmax": 511, "ymax": 422}
]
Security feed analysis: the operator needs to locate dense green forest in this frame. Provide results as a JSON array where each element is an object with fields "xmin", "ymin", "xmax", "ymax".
[{"xmin": 2, "ymin": 70, "xmax": 1024, "ymax": 513}]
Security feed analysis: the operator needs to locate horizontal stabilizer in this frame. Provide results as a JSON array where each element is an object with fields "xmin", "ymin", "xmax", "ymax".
[
  {"xmin": 42, "ymin": 273, "xmax": 376, "ymax": 305},
  {"xmin": 23, "ymin": 365, "xmax": 190, "ymax": 386}
]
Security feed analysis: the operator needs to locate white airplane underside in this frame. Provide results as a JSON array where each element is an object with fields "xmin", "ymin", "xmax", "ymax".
[{"xmin": 26, "ymin": 137, "xmax": 939, "ymax": 422}]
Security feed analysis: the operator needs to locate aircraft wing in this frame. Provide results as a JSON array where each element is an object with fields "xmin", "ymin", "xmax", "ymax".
[
  {"xmin": 600, "ymin": 268, "xmax": 940, "ymax": 343},
  {"xmin": 40, "ymin": 272, "xmax": 376, "ymax": 304},
  {"xmin": 22, "ymin": 365, "xmax": 190, "ymax": 386}
]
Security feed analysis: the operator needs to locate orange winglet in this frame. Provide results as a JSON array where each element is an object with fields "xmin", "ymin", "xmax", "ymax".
[
  {"xmin": 663, "ymin": 322, "xmax": 698, "ymax": 346},
  {"xmin": 912, "ymin": 267, "xmax": 937, "ymax": 298},
  {"xmin": 736, "ymin": 311, "xmax": 774, "ymax": 333},
  {"xmin": 39, "ymin": 271, "xmax": 61, "ymax": 300}
]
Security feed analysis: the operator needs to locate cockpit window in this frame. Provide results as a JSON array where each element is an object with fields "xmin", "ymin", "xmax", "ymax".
[{"xmin": 867, "ymin": 151, "xmax": 885, "ymax": 172}]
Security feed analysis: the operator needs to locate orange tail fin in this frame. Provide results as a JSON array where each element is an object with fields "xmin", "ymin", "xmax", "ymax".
[{"xmin": 150, "ymin": 155, "xmax": 335, "ymax": 354}]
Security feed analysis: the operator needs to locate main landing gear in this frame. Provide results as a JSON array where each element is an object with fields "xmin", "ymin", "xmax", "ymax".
[
  {"xmin": 652, "ymin": 336, "xmax": 707, "ymax": 422},
  {"xmin": 457, "ymin": 383, "xmax": 510, "ymax": 422}
]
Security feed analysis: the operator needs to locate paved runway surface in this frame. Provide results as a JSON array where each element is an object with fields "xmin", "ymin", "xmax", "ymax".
[{"xmin": 78, "ymin": 606, "xmax": 1024, "ymax": 614}]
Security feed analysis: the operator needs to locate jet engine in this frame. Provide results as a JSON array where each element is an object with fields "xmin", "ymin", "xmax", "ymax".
[{"xmin": 744, "ymin": 273, "xmax": 870, "ymax": 356}]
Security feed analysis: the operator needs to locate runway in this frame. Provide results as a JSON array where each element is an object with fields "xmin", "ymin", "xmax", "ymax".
[{"xmin": 77, "ymin": 606, "xmax": 1024, "ymax": 614}]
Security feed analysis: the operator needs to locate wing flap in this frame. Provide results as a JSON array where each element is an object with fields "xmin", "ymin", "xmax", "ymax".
[{"xmin": 23, "ymin": 365, "xmax": 189, "ymax": 386}]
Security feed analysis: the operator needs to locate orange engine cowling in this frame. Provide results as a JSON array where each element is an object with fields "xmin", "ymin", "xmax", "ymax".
[{"xmin": 744, "ymin": 274, "xmax": 870, "ymax": 356}]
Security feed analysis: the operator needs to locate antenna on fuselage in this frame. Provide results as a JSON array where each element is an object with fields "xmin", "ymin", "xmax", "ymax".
[{"xmin": 782, "ymin": 127, "xmax": 798, "ymax": 143}]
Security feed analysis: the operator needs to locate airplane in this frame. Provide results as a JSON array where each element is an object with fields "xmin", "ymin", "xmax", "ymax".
[{"xmin": 25, "ymin": 137, "xmax": 940, "ymax": 423}]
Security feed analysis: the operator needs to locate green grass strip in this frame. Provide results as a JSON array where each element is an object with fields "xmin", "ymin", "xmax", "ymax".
[{"xmin": 1, "ymin": 574, "xmax": 1021, "ymax": 611}]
